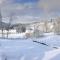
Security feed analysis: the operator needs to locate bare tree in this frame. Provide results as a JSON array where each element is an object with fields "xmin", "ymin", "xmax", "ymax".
[
  {"xmin": 54, "ymin": 18, "xmax": 60, "ymax": 35},
  {"xmin": 6, "ymin": 13, "xmax": 14, "ymax": 38},
  {"xmin": 0, "ymin": 9, "xmax": 4, "ymax": 38},
  {"xmin": 44, "ymin": 20, "xmax": 48, "ymax": 33},
  {"xmin": 33, "ymin": 24, "xmax": 44, "ymax": 38}
]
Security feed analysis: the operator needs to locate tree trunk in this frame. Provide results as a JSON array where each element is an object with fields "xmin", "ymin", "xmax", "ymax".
[
  {"xmin": 7, "ymin": 30, "xmax": 9, "ymax": 38},
  {"xmin": 2, "ymin": 28, "xmax": 3, "ymax": 38}
]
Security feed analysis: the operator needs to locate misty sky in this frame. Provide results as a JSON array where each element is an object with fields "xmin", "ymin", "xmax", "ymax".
[{"xmin": 0, "ymin": 0, "xmax": 60, "ymax": 23}]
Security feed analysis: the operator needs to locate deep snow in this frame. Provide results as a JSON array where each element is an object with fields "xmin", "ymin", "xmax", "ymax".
[{"xmin": 0, "ymin": 33, "xmax": 60, "ymax": 60}]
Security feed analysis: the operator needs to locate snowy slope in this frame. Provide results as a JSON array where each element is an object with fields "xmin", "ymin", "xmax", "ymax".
[{"xmin": 0, "ymin": 33, "xmax": 60, "ymax": 60}]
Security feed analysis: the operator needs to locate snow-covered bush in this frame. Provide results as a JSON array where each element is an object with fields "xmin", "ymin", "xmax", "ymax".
[
  {"xmin": 54, "ymin": 28, "xmax": 60, "ymax": 35},
  {"xmin": 25, "ymin": 29, "xmax": 44, "ymax": 38},
  {"xmin": 54, "ymin": 23, "xmax": 60, "ymax": 35},
  {"xmin": 54, "ymin": 18, "xmax": 60, "ymax": 35},
  {"xmin": 32, "ymin": 29, "xmax": 44, "ymax": 38},
  {"xmin": 25, "ymin": 33, "xmax": 32, "ymax": 38}
]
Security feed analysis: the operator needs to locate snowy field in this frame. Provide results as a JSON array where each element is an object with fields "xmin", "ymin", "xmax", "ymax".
[{"xmin": 0, "ymin": 33, "xmax": 60, "ymax": 60}]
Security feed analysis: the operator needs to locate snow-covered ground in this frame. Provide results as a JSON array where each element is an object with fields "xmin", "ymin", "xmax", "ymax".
[{"xmin": 0, "ymin": 33, "xmax": 60, "ymax": 60}]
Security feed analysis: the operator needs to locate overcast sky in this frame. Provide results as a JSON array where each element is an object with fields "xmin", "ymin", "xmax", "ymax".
[{"xmin": 0, "ymin": 0, "xmax": 60, "ymax": 23}]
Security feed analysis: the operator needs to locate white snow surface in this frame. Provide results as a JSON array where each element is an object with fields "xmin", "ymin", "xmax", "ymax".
[{"xmin": 0, "ymin": 33, "xmax": 60, "ymax": 60}]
